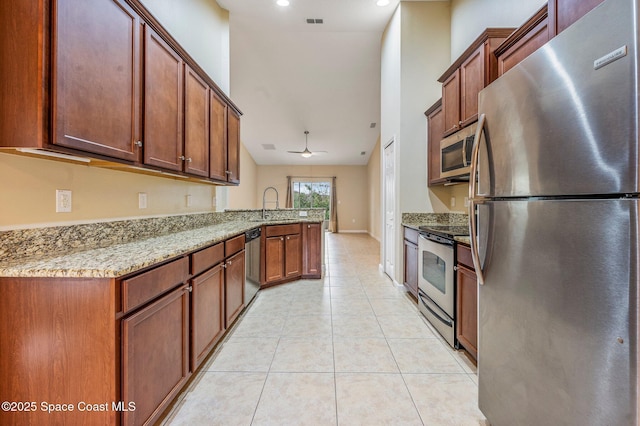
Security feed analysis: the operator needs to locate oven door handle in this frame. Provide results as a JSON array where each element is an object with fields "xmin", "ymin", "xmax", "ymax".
[
  {"xmin": 418, "ymin": 292, "xmax": 453, "ymax": 327},
  {"xmin": 469, "ymin": 113, "xmax": 486, "ymax": 285}
]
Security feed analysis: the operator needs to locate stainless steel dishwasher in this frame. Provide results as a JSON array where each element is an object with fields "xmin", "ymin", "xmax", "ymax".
[{"xmin": 244, "ymin": 227, "xmax": 261, "ymax": 305}]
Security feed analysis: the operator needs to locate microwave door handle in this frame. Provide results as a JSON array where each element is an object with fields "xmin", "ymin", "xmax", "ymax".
[{"xmin": 469, "ymin": 113, "xmax": 486, "ymax": 285}]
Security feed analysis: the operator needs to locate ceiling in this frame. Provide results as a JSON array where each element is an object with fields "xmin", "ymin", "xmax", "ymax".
[{"xmin": 217, "ymin": 0, "xmax": 411, "ymax": 166}]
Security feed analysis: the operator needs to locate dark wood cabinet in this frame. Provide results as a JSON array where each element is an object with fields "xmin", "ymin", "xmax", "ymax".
[
  {"xmin": 184, "ymin": 65, "xmax": 210, "ymax": 177},
  {"xmin": 459, "ymin": 45, "xmax": 485, "ymax": 128},
  {"xmin": 548, "ymin": 0, "xmax": 604, "ymax": 37},
  {"xmin": 227, "ymin": 109, "xmax": 241, "ymax": 185},
  {"xmin": 265, "ymin": 236, "xmax": 285, "ymax": 283},
  {"xmin": 302, "ymin": 223, "xmax": 322, "ymax": 278},
  {"xmin": 122, "ymin": 284, "xmax": 190, "ymax": 426},
  {"xmin": 224, "ymin": 249, "xmax": 245, "ymax": 326},
  {"xmin": 456, "ymin": 244, "xmax": 478, "ymax": 361},
  {"xmin": 209, "ymin": 91, "xmax": 228, "ymax": 181},
  {"xmin": 53, "ymin": 0, "xmax": 141, "ymax": 162},
  {"xmin": 439, "ymin": 29, "xmax": 514, "ymax": 137},
  {"xmin": 0, "ymin": 0, "xmax": 242, "ymax": 185},
  {"xmin": 191, "ymin": 263, "xmax": 225, "ymax": 370},
  {"xmin": 442, "ymin": 72, "xmax": 461, "ymax": 135},
  {"xmin": 425, "ymin": 99, "xmax": 445, "ymax": 186},
  {"xmin": 284, "ymin": 233, "xmax": 302, "ymax": 278},
  {"xmin": 143, "ymin": 26, "xmax": 184, "ymax": 172},
  {"xmin": 262, "ymin": 223, "xmax": 306, "ymax": 286},
  {"xmin": 496, "ymin": 5, "xmax": 550, "ymax": 77},
  {"xmin": 403, "ymin": 227, "xmax": 419, "ymax": 298}
]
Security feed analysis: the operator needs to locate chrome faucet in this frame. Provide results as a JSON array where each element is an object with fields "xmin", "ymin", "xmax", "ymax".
[{"xmin": 262, "ymin": 186, "xmax": 279, "ymax": 219}]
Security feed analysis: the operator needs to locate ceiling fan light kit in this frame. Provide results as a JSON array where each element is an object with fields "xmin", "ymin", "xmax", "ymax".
[{"xmin": 287, "ymin": 130, "xmax": 327, "ymax": 158}]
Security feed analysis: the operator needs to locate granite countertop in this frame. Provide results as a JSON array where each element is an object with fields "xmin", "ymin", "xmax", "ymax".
[
  {"xmin": 0, "ymin": 219, "xmax": 322, "ymax": 279},
  {"xmin": 401, "ymin": 212, "xmax": 470, "ymax": 244}
]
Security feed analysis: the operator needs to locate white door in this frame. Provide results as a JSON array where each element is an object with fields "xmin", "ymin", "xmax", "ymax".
[{"xmin": 383, "ymin": 139, "xmax": 395, "ymax": 278}]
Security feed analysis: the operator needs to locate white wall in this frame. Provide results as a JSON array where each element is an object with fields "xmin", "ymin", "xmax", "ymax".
[
  {"xmin": 450, "ymin": 0, "xmax": 546, "ymax": 59},
  {"xmin": 140, "ymin": 0, "xmax": 230, "ymax": 93},
  {"xmin": 380, "ymin": 1, "xmax": 451, "ymax": 283}
]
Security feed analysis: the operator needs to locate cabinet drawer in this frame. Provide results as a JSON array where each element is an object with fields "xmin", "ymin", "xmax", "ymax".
[
  {"xmin": 225, "ymin": 234, "xmax": 245, "ymax": 257},
  {"xmin": 121, "ymin": 257, "xmax": 189, "ymax": 314},
  {"xmin": 265, "ymin": 223, "xmax": 301, "ymax": 237},
  {"xmin": 191, "ymin": 243, "xmax": 224, "ymax": 276},
  {"xmin": 456, "ymin": 243, "xmax": 474, "ymax": 270},
  {"xmin": 403, "ymin": 227, "xmax": 420, "ymax": 245}
]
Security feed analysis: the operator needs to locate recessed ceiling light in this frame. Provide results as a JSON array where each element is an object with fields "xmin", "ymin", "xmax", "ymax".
[
  {"xmin": 376, "ymin": 0, "xmax": 390, "ymax": 6},
  {"xmin": 277, "ymin": 0, "xmax": 290, "ymax": 6}
]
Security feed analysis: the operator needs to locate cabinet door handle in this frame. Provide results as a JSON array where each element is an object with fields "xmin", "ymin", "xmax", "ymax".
[
  {"xmin": 134, "ymin": 141, "xmax": 143, "ymax": 147},
  {"xmin": 308, "ymin": 225, "xmax": 311, "ymax": 228},
  {"xmin": 187, "ymin": 286, "xmax": 193, "ymax": 293},
  {"xmin": 281, "ymin": 237, "xmax": 284, "ymax": 241},
  {"xmin": 179, "ymin": 155, "xmax": 186, "ymax": 161},
  {"xmin": 222, "ymin": 263, "xmax": 227, "ymax": 269},
  {"xmin": 228, "ymin": 260, "xmax": 232, "ymax": 265},
  {"xmin": 185, "ymin": 157, "xmax": 192, "ymax": 163},
  {"xmin": 225, "ymin": 170, "xmax": 232, "ymax": 175}
]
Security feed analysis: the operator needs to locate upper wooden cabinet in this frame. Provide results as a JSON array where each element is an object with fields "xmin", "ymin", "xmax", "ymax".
[
  {"xmin": 209, "ymin": 91, "xmax": 228, "ymax": 181},
  {"xmin": 438, "ymin": 29, "xmax": 514, "ymax": 136},
  {"xmin": 227, "ymin": 109, "xmax": 241, "ymax": 185},
  {"xmin": 144, "ymin": 27, "xmax": 184, "ymax": 172},
  {"xmin": 425, "ymin": 99, "xmax": 445, "ymax": 186},
  {"xmin": 0, "ymin": 0, "xmax": 241, "ymax": 185},
  {"xmin": 496, "ymin": 5, "xmax": 550, "ymax": 77},
  {"xmin": 548, "ymin": 0, "xmax": 604, "ymax": 36},
  {"xmin": 53, "ymin": 0, "xmax": 141, "ymax": 162},
  {"xmin": 184, "ymin": 65, "xmax": 211, "ymax": 178}
]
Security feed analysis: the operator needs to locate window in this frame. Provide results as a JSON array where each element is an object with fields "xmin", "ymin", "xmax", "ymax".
[{"xmin": 292, "ymin": 181, "xmax": 330, "ymax": 220}]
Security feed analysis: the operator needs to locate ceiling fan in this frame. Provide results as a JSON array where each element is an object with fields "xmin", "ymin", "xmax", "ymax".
[{"xmin": 287, "ymin": 130, "xmax": 327, "ymax": 158}]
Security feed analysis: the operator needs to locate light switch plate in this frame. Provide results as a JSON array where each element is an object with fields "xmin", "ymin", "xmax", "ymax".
[{"xmin": 56, "ymin": 190, "xmax": 72, "ymax": 213}]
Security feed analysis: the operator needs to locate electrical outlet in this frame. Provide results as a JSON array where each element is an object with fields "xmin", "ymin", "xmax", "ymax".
[
  {"xmin": 299, "ymin": 211, "xmax": 308, "ymax": 217},
  {"xmin": 56, "ymin": 190, "xmax": 72, "ymax": 213},
  {"xmin": 138, "ymin": 192, "xmax": 148, "ymax": 209},
  {"xmin": 186, "ymin": 194, "xmax": 192, "ymax": 207},
  {"xmin": 450, "ymin": 197, "xmax": 456, "ymax": 207}
]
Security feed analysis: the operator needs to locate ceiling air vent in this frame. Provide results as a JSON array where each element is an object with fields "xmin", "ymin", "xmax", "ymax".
[
  {"xmin": 262, "ymin": 144, "xmax": 276, "ymax": 150},
  {"xmin": 306, "ymin": 18, "xmax": 324, "ymax": 24},
  {"xmin": 361, "ymin": 151, "xmax": 366, "ymax": 155},
  {"xmin": 370, "ymin": 122, "xmax": 376, "ymax": 128}
]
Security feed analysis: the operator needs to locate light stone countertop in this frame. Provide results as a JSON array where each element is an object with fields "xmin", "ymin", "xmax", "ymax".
[{"xmin": 0, "ymin": 219, "xmax": 321, "ymax": 279}]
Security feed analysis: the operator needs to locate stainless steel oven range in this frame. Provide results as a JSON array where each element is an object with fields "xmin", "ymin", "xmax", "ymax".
[{"xmin": 417, "ymin": 226, "xmax": 468, "ymax": 348}]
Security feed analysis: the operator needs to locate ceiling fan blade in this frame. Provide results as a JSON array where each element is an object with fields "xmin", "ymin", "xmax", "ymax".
[{"xmin": 287, "ymin": 150, "xmax": 305, "ymax": 154}]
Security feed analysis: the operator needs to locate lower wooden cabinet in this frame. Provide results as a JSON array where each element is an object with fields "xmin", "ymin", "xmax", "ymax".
[
  {"xmin": 191, "ymin": 263, "xmax": 225, "ymax": 370},
  {"xmin": 456, "ymin": 244, "xmax": 478, "ymax": 361},
  {"xmin": 122, "ymin": 284, "xmax": 190, "ymax": 426},
  {"xmin": 284, "ymin": 233, "xmax": 301, "ymax": 278},
  {"xmin": 265, "ymin": 235, "xmax": 285, "ymax": 283},
  {"xmin": 224, "ymin": 249, "xmax": 245, "ymax": 326},
  {"xmin": 262, "ymin": 223, "xmax": 303, "ymax": 286},
  {"xmin": 302, "ymin": 223, "xmax": 322, "ymax": 278},
  {"xmin": 403, "ymin": 227, "xmax": 419, "ymax": 297}
]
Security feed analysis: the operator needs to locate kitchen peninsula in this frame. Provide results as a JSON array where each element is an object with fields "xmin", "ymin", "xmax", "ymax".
[{"xmin": 0, "ymin": 209, "xmax": 324, "ymax": 426}]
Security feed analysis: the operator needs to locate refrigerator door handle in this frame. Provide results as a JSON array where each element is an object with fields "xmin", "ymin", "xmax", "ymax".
[{"xmin": 469, "ymin": 113, "xmax": 486, "ymax": 285}]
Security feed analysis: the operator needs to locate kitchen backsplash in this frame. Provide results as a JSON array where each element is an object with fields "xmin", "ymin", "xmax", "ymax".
[
  {"xmin": 0, "ymin": 209, "xmax": 326, "ymax": 263},
  {"xmin": 401, "ymin": 212, "xmax": 468, "ymax": 227}
]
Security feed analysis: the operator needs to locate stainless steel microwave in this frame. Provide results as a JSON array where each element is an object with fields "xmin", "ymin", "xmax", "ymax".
[{"xmin": 439, "ymin": 122, "xmax": 477, "ymax": 180}]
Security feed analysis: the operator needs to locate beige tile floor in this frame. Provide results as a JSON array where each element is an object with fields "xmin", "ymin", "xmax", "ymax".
[{"xmin": 163, "ymin": 233, "xmax": 487, "ymax": 425}]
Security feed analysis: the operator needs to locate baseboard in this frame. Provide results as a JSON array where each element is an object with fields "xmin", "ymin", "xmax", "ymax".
[
  {"xmin": 367, "ymin": 232, "xmax": 381, "ymax": 242},
  {"xmin": 337, "ymin": 230, "xmax": 368, "ymax": 234}
]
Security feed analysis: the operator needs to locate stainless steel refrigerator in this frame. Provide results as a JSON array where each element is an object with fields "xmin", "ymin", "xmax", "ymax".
[{"xmin": 470, "ymin": 0, "xmax": 639, "ymax": 424}]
